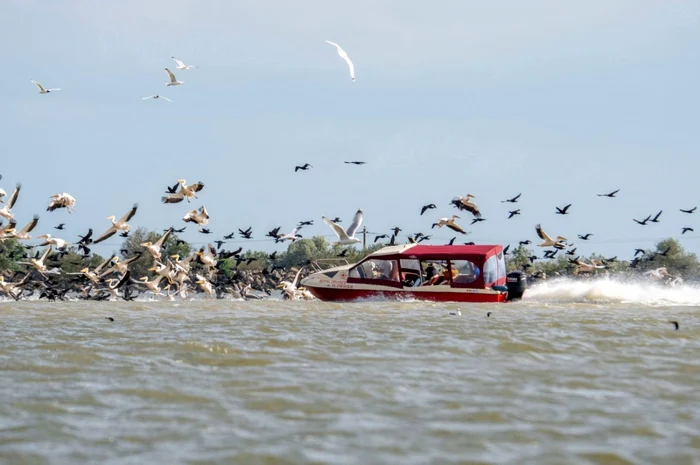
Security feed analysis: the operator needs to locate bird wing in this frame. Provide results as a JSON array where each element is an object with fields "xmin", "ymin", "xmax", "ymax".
[
  {"xmin": 154, "ymin": 227, "xmax": 173, "ymax": 248},
  {"xmin": 291, "ymin": 267, "xmax": 304, "ymax": 288},
  {"xmin": 120, "ymin": 204, "xmax": 138, "ymax": 223},
  {"xmin": 165, "ymin": 68, "xmax": 177, "ymax": 83},
  {"xmin": 160, "ymin": 96, "xmax": 173, "ymax": 102},
  {"xmin": 322, "ymin": 216, "xmax": 350, "ymax": 240},
  {"xmin": 31, "ymin": 80, "xmax": 46, "ymax": 92},
  {"xmin": 93, "ymin": 254, "xmax": 115, "ymax": 274},
  {"xmin": 346, "ymin": 210, "xmax": 363, "ymax": 237},
  {"xmin": 192, "ymin": 182, "xmax": 205, "ymax": 193},
  {"xmin": 343, "ymin": 55, "xmax": 355, "ymax": 80},
  {"xmin": 20, "ymin": 215, "xmax": 39, "ymax": 234},
  {"xmin": 162, "ymin": 192, "xmax": 185, "ymax": 203},
  {"xmin": 535, "ymin": 224, "xmax": 553, "ymax": 242},
  {"xmin": 172, "ymin": 57, "xmax": 186, "ymax": 67},
  {"xmin": 446, "ymin": 222, "xmax": 466, "ymax": 234},
  {"xmin": 142, "ymin": 96, "xmax": 154, "ymax": 100},
  {"xmin": 325, "ymin": 40, "xmax": 340, "ymax": 49},
  {"xmin": 40, "ymin": 246, "xmax": 52, "ymax": 262},
  {"xmin": 8, "ymin": 184, "xmax": 21, "ymax": 209},
  {"xmin": 93, "ymin": 227, "xmax": 116, "ymax": 244}
]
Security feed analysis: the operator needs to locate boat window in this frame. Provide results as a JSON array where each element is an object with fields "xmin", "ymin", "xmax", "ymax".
[
  {"xmin": 483, "ymin": 255, "xmax": 498, "ymax": 284},
  {"xmin": 496, "ymin": 252, "xmax": 507, "ymax": 281},
  {"xmin": 399, "ymin": 259, "xmax": 422, "ymax": 287},
  {"xmin": 349, "ymin": 259, "xmax": 400, "ymax": 282},
  {"xmin": 451, "ymin": 260, "xmax": 482, "ymax": 284},
  {"xmin": 420, "ymin": 260, "xmax": 452, "ymax": 286}
]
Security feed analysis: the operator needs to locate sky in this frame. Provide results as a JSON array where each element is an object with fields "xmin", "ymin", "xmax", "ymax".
[{"xmin": 1, "ymin": 0, "xmax": 699, "ymax": 260}]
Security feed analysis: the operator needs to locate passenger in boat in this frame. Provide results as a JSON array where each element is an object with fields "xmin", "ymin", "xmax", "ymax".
[
  {"xmin": 424, "ymin": 263, "xmax": 436, "ymax": 281},
  {"xmin": 429, "ymin": 267, "xmax": 457, "ymax": 285}
]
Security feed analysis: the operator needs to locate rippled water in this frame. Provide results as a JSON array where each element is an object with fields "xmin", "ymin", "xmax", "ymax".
[{"xmin": 2, "ymin": 280, "xmax": 700, "ymax": 464}]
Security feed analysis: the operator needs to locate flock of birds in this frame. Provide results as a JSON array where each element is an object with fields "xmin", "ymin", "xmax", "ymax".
[{"xmin": 5, "ymin": 43, "xmax": 695, "ymax": 302}]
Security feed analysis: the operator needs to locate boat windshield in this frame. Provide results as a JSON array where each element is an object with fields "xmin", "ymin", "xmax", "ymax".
[{"xmin": 451, "ymin": 260, "xmax": 482, "ymax": 284}]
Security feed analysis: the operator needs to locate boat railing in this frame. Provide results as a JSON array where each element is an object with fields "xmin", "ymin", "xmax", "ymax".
[{"xmin": 310, "ymin": 258, "xmax": 349, "ymax": 273}]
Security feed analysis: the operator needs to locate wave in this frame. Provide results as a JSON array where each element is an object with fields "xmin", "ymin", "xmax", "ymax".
[{"xmin": 523, "ymin": 277, "xmax": 700, "ymax": 306}]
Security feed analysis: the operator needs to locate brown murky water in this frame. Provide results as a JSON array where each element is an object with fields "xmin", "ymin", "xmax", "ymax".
[{"xmin": 1, "ymin": 282, "xmax": 699, "ymax": 464}]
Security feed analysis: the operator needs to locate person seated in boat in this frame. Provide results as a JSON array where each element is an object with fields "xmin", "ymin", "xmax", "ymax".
[
  {"xmin": 424, "ymin": 263, "xmax": 436, "ymax": 282},
  {"xmin": 429, "ymin": 267, "xmax": 457, "ymax": 285}
]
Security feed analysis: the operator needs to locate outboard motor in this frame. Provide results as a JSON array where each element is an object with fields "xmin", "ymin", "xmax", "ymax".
[{"xmin": 505, "ymin": 271, "xmax": 527, "ymax": 301}]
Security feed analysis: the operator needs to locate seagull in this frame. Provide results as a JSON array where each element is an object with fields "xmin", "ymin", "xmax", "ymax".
[
  {"xmin": 421, "ymin": 204, "xmax": 437, "ymax": 215},
  {"xmin": 680, "ymin": 207, "xmax": 697, "ymax": 214},
  {"xmin": 94, "ymin": 204, "xmax": 138, "ymax": 244},
  {"xmin": 508, "ymin": 210, "xmax": 520, "ymax": 219},
  {"xmin": 432, "ymin": 215, "xmax": 467, "ymax": 234},
  {"xmin": 164, "ymin": 68, "xmax": 184, "ymax": 86},
  {"xmin": 502, "ymin": 193, "xmax": 521, "ymax": 203},
  {"xmin": 30, "ymin": 80, "xmax": 60, "ymax": 94},
  {"xmin": 276, "ymin": 228, "xmax": 300, "ymax": 242},
  {"xmin": 322, "ymin": 209, "xmax": 362, "ymax": 245},
  {"xmin": 295, "ymin": 163, "xmax": 313, "ymax": 172},
  {"xmin": 598, "ymin": 189, "xmax": 620, "ymax": 198},
  {"xmin": 171, "ymin": 56, "xmax": 197, "ymax": 70},
  {"xmin": 142, "ymin": 95, "xmax": 172, "ymax": 102},
  {"xmin": 535, "ymin": 224, "xmax": 567, "ymax": 249},
  {"xmin": 325, "ymin": 40, "xmax": 355, "ymax": 81},
  {"xmin": 555, "ymin": 204, "xmax": 572, "ymax": 215}
]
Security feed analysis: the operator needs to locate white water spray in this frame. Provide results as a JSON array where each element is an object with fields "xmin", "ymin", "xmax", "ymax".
[{"xmin": 523, "ymin": 277, "xmax": 700, "ymax": 306}]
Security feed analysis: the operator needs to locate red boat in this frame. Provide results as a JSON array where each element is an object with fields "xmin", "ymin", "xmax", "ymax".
[{"xmin": 300, "ymin": 244, "xmax": 526, "ymax": 303}]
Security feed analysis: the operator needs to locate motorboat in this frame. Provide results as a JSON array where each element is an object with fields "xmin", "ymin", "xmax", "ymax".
[{"xmin": 300, "ymin": 244, "xmax": 526, "ymax": 302}]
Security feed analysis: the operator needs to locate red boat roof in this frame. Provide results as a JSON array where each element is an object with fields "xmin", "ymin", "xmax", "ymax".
[{"xmin": 369, "ymin": 244, "xmax": 503, "ymax": 260}]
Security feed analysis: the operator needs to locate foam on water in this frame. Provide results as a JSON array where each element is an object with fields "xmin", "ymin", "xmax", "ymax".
[{"xmin": 523, "ymin": 277, "xmax": 700, "ymax": 306}]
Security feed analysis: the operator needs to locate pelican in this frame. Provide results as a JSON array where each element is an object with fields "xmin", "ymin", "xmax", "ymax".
[
  {"xmin": 142, "ymin": 95, "xmax": 173, "ymax": 102},
  {"xmin": 30, "ymin": 79, "xmax": 60, "ymax": 94},
  {"xmin": 572, "ymin": 259, "xmax": 606, "ymax": 275},
  {"xmin": 139, "ymin": 275, "xmax": 165, "ymax": 296},
  {"xmin": 325, "ymin": 40, "xmax": 355, "ymax": 81},
  {"xmin": 26, "ymin": 246, "xmax": 52, "ymax": 274},
  {"xmin": 0, "ymin": 274, "xmax": 30, "ymax": 300},
  {"xmin": 0, "ymin": 184, "xmax": 21, "ymax": 221},
  {"xmin": 535, "ymin": 224, "xmax": 567, "ymax": 249},
  {"xmin": 36, "ymin": 233, "xmax": 69, "ymax": 249},
  {"xmin": 322, "ymin": 209, "xmax": 362, "ymax": 245},
  {"xmin": 431, "ymin": 215, "xmax": 467, "ymax": 234},
  {"xmin": 162, "ymin": 179, "xmax": 205, "ymax": 204},
  {"xmin": 0, "ymin": 220, "xmax": 16, "ymax": 239},
  {"xmin": 276, "ymin": 268, "xmax": 309, "ymax": 300},
  {"xmin": 450, "ymin": 194, "xmax": 481, "ymax": 218},
  {"xmin": 47, "ymin": 193, "xmax": 76, "ymax": 213},
  {"xmin": 141, "ymin": 227, "xmax": 173, "ymax": 260},
  {"xmin": 99, "ymin": 253, "xmax": 143, "ymax": 279},
  {"xmin": 164, "ymin": 68, "xmax": 184, "ymax": 86},
  {"xmin": 195, "ymin": 244, "xmax": 218, "ymax": 268},
  {"xmin": 646, "ymin": 267, "xmax": 670, "ymax": 281},
  {"xmin": 183, "ymin": 205, "xmax": 209, "ymax": 230},
  {"xmin": 171, "ymin": 56, "xmax": 197, "ymax": 70},
  {"xmin": 94, "ymin": 204, "xmax": 138, "ymax": 244},
  {"xmin": 276, "ymin": 228, "xmax": 300, "ymax": 242},
  {"xmin": 195, "ymin": 274, "xmax": 215, "ymax": 299}
]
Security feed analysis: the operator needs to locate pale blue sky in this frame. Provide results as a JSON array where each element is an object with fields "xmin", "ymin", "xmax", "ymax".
[{"xmin": 1, "ymin": 1, "xmax": 699, "ymax": 258}]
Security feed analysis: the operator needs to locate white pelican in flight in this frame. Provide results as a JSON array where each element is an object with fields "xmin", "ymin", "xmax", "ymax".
[
  {"xmin": 322, "ymin": 209, "xmax": 362, "ymax": 245},
  {"xmin": 195, "ymin": 244, "xmax": 218, "ymax": 269},
  {"xmin": 24, "ymin": 246, "xmax": 52, "ymax": 274},
  {"xmin": 183, "ymin": 205, "xmax": 209, "ymax": 231},
  {"xmin": 94, "ymin": 204, "xmax": 138, "ymax": 244},
  {"xmin": 36, "ymin": 233, "xmax": 69, "ymax": 250},
  {"xmin": 9, "ymin": 215, "xmax": 39, "ymax": 241},
  {"xmin": 162, "ymin": 179, "xmax": 205, "ymax": 204},
  {"xmin": 172, "ymin": 57, "xmax": 197, "ymax": 70},
  {"xmin": 165, "ymin": 68, "xmax": 184, "ymax": 86},
  {"xmin": 450, "ymin": 194, "xmax": 481, "ymax": 218},
  {"xmin": 139, "ymin": 275, "xmax": 165, "ymax": 296},
  {"xmin": 431, "ymin": 215, "xmax": 468, "ymax": 234},
  {"xmin": 325, "ymin": 41, "xmax": 355, "ymax": 81},
  {"xmin": 195, "ymin": 274, "xmax": 215, "ymax": 299},
  {"xmin": 30, "ymin": 79, "xmax": 60, "ymax": 94},
  {"xmin": 572, "ymin": 259, "xmax": 606, "ymax": 275},
  {"xmin": 141, "ymin": 227, "xmax": 173, "ymax": 260},
  {"xmin": 0, "ymin": 274, "xmax": 30, "ymax": 300},
  {"xmin": 142, "ymin": 95, "xmax": 173, "ymax": 102},
  {"xmin": 0, "ymin": 184, "xmax": 21, "ymax": 221},
  {"xmin": 47, "ymin": 193, "xmax": 76, "ymax": 213},
  {"xmin": 535, "ymin": 224, "xmax": 567, "ymax": 249},
  {"xmin": 646, "ymin": 267, "xmax": 670, "ymax": 281}
]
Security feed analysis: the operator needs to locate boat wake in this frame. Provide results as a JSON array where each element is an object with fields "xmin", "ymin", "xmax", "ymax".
[{"xmin": 523, "ymin": 277, "xmax": 700, "ymax": 306}]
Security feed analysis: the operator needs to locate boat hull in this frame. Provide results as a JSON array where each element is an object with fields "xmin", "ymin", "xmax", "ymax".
[{"xmin": 305, "ymin": 286, "xmax": 507, "ymax": 303}]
